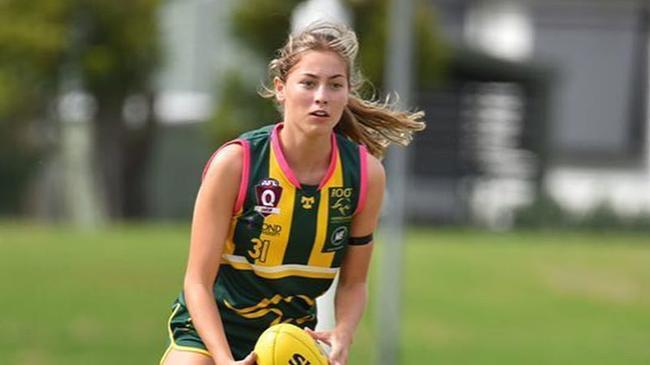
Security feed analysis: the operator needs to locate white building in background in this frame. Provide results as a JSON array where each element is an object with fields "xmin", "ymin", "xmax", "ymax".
[
  {"xmin": 465, "ymin": 0, "xmax": 534, "ymax": 62},
  {"xmin": 291, "ymin": 0, "xmax": 351, "ymax": 33},
  {"xmin": 429, "ymin": 0, "xmax": 650, "ymax": 227},
  {"xmin": 462, "ymin": 0, "xmax": 538, "ymax": 228},
  {"xmin": 156, "ymin": 0, "xmax": 248, "ymax": 125}
]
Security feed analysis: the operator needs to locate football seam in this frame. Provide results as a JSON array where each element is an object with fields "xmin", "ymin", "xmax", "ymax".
[
  {"xmin": 280, "ymin": 329, "xmax": 326, "ymax": 364},
  {"xmin": 271, "ymin": 329, "xmax": 278, "ymax": 365}
]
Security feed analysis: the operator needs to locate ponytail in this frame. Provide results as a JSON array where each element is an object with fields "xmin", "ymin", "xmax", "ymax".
[{"xmin": 336, "ymin": 94, "xmax": 425, "ymax": 158}]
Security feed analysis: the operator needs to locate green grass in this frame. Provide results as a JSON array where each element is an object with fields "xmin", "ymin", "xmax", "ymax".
[{"xmin": 1, "ymin": 223, "xmax": 649, "ymax": 364}]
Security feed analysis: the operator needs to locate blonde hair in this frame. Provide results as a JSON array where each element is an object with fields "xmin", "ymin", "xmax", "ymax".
[{"xmin": 260, "ymin": 22, "xmax": 425, "ymax": 158}]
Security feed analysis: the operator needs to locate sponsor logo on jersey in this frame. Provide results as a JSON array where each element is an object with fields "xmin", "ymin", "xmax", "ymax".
[
  {"xmin": 331, "ymin": 197, "xmax": 351, "ymax": 216},
  {"xmin": 255, "ymin": 178, "xmax": 282, "ymax": 216},
  {"xmin": 301, "ymin": 196, "xmax": 315, "ymax": 209},
  {"xmin": 330, "ymin": 226, "xmax": 348, "ymax": 247},
  {"xmin": 261, "ymin": 223, "xmax": 282, "ymax": 236},
  {"xmin": 329, "ymin": 187, "xmax": 352, "ymax": 216}
]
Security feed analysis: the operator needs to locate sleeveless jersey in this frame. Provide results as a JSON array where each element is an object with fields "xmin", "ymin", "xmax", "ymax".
[{"xmin": 172, "ymin": 123, "xmax": 368, "ymax": 357}]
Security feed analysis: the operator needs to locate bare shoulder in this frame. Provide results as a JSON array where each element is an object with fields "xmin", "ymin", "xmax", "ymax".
[
  {"xmin": 366, "ymin": 153, "xmax": 385, "ymax": 193},
  {"xmin": 195, "ymin": 142, "xmax": 245, "ymax": 215},
  {"xmin": 202, "ymin": 143, "xmax": 244, "ymax": 185}
]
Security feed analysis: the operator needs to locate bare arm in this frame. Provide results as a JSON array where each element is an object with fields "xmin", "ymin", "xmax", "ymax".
[{"xmin": 183, "ymin": 144, "xmax": 254, "ymax": 365}]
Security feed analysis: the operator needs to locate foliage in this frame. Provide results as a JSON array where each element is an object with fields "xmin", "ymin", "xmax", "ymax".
[
  {"xmin": 207, "ymin": 70, "xmax": 278, "ymax": 145},
  {"xmin": 0, "ymin": 0, "xmax": 71, "ymax": 214},
  {"xmin": 344, "ymin": 0, "xmax": 450, "ymax": 92},
  {"xmin": 513, "ymin": 193, "xmax": 573, "ymax": 229},
  {"xmin": 206, "ymin": 0, "xmax": 301, "ymax": 146},
  {"xmin": 230, "ymin": 0, "xmax": 303, "ymax": 61},
  {"xmin": 514, "ymin": 194, "xmax": 650, "ymax": 232},
  {"xmin": 75, "ymin": 0, "xmax": 160, "ymax": 97},
  {"xmin": 0, "ymin": 0, "xmax": 160, "ymax": 216}
]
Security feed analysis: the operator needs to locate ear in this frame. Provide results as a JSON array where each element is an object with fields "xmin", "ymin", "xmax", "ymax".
[{"xmin": 273, "ymin": 77, "xmax": 286, "ymax": 103}]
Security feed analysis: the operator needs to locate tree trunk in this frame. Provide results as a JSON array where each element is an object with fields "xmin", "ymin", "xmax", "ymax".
[
  {"xmin": 123, "ymin": 92, "xmax": 157, "ymax": 218},
  {"xmin": 93, "ymin": 94, "xmax": 125, "ymax": 219}
]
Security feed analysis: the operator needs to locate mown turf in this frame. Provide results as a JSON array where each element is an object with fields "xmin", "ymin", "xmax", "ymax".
[{"xmin": 1, "ymin": 223, "xmax": 648, "ymax": 364}]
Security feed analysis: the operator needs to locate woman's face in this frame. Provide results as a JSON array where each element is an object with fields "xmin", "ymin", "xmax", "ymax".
[{"xmin": 274, "ymin": 50, "xmax": 349, "ymax": 136}]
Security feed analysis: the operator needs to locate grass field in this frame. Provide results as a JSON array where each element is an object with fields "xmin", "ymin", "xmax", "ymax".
[{"xmin": 1, "ymin": 222, "xmax": 649, "ymax": 364}]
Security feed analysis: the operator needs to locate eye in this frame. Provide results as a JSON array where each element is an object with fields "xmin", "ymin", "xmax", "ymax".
[
  {"xmin": 300, "ymin": 80, "xmax": 315, "ymax": 88},
  {"xmin": 330, "ymin": 82, "xmax": 344, "ymax": 90}
]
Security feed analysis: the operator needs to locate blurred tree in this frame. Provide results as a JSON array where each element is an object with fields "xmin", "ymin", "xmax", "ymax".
[
  {"xmin": 208, "ymin": 0, "xmax": 301, "ymax": 145},
  {"xmin": 0, "ymin": 0, "xmax": 70, "ymax": 214},
  {"xmin": 344, "ymin": 0, "xmax": 449, "ymax": 91},
  {"xmin": 208, "ymin": 0, "xmax": 448, "ymax": 147},
  {"xmin": 0, "ymin": 0, "xmax": 160, "ymax": 218},
  {"xmin": 74, "ymin": 0, "xmax": 160, "ymax": 218}
]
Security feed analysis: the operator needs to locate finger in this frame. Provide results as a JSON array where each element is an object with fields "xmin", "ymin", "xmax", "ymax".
[
  {"xmin": 304, "ymin": 328, "xmax": 330, "ymax": 344},
  {"xmin": 304, "ymin": 328, "xmax": 317, "ymax": 340},
  {"xmin": 317, "ymin": 340, "xmax": 332, "ymax": 356}
]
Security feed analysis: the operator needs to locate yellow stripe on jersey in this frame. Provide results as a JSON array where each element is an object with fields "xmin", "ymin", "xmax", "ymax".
[
  {"xmin": 260, "ymin": 144, "xmax": 297, "ymax": 266},
  {"xmin": 307, "ymin": 152, "xmax": 344, "ymax": 268},
  {"xmin": 223, "ymin": 294, "xmax": 316, "ymax": 325},
  {"xmin": 222, "ymin": 254, "xmax": 339, "ymax": 279},
  {"xmin": 224, "ymin": 294, "xmax": 315, "ymax": 314}
]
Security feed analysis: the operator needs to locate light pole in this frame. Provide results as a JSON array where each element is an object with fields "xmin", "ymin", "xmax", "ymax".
[{"xmin": 377, "ymin": 0, "xmax": 414, "ymax": 364}]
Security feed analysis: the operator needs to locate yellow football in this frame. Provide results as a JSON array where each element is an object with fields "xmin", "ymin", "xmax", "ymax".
[{"xmin": 254, "ymin": 323, "xmax": 329, "ymax": 365}]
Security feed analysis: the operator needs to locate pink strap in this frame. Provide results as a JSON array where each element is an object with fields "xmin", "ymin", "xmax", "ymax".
[
  {"xmin": 354, "ymin": 145, "xmax": 369, "ymax": 215},
  {"xmin": 272, "ymin": 123, "xmax": 339, "ymax": 190},
  {"xmin": 271, "ymin": 124, "xmax": 302, "ymax": 188},
  {"xmin": 201, "ymin": 139, "xmax": 250, "ymax": 214},
  {"xmin": 317, "ymin": 133, "xmax": 339, "ymax": 191}
]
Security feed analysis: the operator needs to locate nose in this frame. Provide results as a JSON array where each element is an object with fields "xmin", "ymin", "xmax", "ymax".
[{"xmin": 314, "ymin": 85, "xmax": 328, "ymax": 105}]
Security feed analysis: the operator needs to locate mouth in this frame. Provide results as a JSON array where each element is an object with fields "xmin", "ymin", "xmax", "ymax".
[{"xmin": 309, "ymin": 110, "xmax": 330, "ymax": 118}]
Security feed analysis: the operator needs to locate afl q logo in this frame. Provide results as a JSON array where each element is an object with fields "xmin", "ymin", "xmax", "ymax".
[
  {"xmin": 255, "ymin": 178, "xmax": 282, "ymax": 216},
  {"xmin": 261, "ymin": 190, "xmax": 275, "ymax": 206}
]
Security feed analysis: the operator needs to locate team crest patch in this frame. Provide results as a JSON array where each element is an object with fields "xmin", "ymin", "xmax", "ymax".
[{"xmin": 255, "ymin": 178, "xmax": 282, "ymax": 216}]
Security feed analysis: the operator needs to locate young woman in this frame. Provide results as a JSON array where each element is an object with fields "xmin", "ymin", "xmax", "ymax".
[{"xmin": 160, "ymin": 22, "xmax": 424, "ymax": 365}]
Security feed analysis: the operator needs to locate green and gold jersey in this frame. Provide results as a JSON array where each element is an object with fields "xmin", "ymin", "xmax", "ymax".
[{"xmin": 170, "ymin": 123, "xmax": 368, "ymax": 358}]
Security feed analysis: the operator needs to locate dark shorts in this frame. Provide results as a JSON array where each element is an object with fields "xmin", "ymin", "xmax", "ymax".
[
  {"xmin": 160, "ymin": 300, "xmax": 259, "ymax": 363},
  {"xmin": 160, "ymin": 302, "xmax": 211, "ymax": 363}
]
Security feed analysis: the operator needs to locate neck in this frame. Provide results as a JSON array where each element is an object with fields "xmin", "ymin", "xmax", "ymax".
[{"xmin": 278, "ymin": 123, "xmax": 332, "ymax": 185}]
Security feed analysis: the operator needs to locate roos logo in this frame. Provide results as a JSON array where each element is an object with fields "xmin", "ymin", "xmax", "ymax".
[
  {"xmin": 255, "ymin": 178, "xmax": 282, "ymax": 216},
  {"xmin": 329, "ymin": 187, "xmax": 352, "ymax": 216}
]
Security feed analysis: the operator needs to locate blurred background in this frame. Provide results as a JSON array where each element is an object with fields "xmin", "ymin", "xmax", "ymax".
[{"xmin": 1, "ymin": 0, "xmax": 649, "ymax": 364}]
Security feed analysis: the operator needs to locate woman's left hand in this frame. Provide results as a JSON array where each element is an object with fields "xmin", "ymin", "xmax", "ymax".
[{"xmin": 305, "ymin": 328, "xmax": 351, "ymax": 365}]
